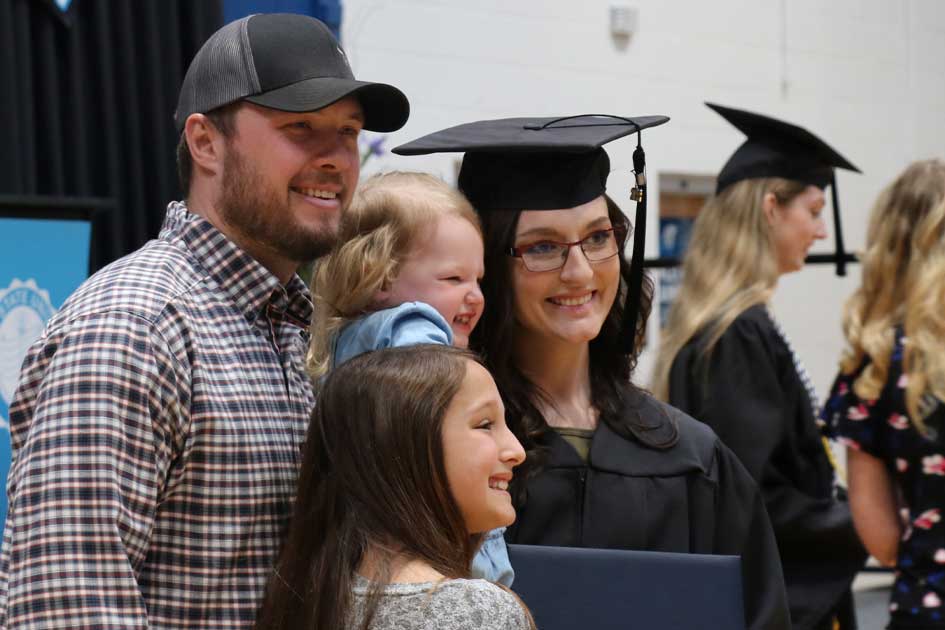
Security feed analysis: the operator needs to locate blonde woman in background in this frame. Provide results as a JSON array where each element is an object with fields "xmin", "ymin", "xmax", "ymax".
[
  {"xmin": 652, "ymin": 104, "xmax": 866, "ymax": 630},
  {"xmin": 822, "ymin": 159, "xmax": 945, "ymax": 630}
]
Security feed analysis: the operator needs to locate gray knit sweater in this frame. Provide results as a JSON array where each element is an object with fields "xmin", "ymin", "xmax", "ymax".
[{"xmin": 348, "ymin": 577, "xmax": 531, "ymax": 629}]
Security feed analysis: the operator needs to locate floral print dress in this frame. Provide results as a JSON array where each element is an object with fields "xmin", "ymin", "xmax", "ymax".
[{"xmin": 823, "ymin": 330, "xmax": 945, "ymax": 628}]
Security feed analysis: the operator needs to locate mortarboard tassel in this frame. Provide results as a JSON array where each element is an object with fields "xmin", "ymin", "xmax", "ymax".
[
  {"xmin": 830, "ymin": 173, "xmax": 847, "ymax": 277},
  {"xmin": 623, "ymin": 132, "xmax": 647, "ymax": 355}
]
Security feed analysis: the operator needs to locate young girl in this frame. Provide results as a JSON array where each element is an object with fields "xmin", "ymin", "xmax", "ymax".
[
  {"xmin": 307, "ymin": 171, "xmax": 512, "ymax": 585},
  {"xmin": 255, "ymin": 345, "xmax": 531, "ymax": 630}
]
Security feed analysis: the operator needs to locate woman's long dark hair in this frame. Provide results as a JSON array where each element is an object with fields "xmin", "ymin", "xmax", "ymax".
[
  {"xmin": 469, "ymin": 195, "xmax": 677, "ymax": 477},
  {"xmin": 255, "ymin": 345, "xmax": 483, "ymax": 630}
]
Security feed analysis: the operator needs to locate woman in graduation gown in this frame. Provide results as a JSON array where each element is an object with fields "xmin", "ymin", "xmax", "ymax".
[
  {"xmin": 652, "ymin": 104, "xmax": 868, "ymax": 630},
  {"xmin": 394, "ymin": 115, "xmax": 790, "ymax": 630}
]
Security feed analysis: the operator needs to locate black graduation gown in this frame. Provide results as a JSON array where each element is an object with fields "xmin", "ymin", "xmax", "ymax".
[
  {"xmin": 505, "ymin": 388, "xmax": 791, "ymax": 630},
  {"xmin": 668, "ymin": 304, "xmax": 867, "ymax": 630}
]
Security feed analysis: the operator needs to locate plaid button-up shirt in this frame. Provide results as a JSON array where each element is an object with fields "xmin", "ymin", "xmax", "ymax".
[{"xmin": 0, "ymin": 202, "xmax": 315, "ymax": 629}]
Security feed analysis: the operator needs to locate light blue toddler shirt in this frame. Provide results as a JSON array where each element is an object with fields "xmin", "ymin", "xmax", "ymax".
[{"xmin": 333, "ymin": 301, "xmax": 452, "ymax": 366}]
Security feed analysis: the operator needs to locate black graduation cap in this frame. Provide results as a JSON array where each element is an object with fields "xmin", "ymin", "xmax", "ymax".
[
  {"xmin": 708, "ymin": 102, "xmax": 861, "ymax": 276},
  {"xmin": 393, "ymin": 114, "xmax": 671, "ymax": 355}
]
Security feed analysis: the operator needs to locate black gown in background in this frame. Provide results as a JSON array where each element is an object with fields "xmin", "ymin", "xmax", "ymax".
[
  {"xmin": 505, "ymin": 386, "xmax": 791, "ymax": 630},
  {"xmin": 668, "ymin": 304, "xmax": 867, "ymax": 630}
]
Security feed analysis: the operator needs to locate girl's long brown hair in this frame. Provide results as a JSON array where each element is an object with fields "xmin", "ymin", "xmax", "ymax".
[{"xmin": 255, "ymin": 345, "xmax": 483, "ymax": 630}]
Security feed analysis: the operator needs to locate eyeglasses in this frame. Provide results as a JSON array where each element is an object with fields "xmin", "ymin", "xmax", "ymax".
[{"xmin": 508, "ymin": 226, "xmax": 627, "ymax": 272}]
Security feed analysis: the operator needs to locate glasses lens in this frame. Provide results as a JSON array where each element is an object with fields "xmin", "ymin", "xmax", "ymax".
[
  {"xmin": 522, "ymin": 244, "xmax": 567, "ymax": 271},
  {"xmin": 582, "ymin": 230, "xmax": 619, "ymax": 261}
]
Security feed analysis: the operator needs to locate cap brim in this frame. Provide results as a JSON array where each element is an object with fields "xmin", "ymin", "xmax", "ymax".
[{"xmin": 245, "ymin": 77, "xmax": 410, "ymax": 132}]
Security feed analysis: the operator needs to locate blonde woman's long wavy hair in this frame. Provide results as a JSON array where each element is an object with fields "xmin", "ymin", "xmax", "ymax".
[
  {"xmin": 651, "ymin": 177, "xmax": 808, "ymax": 400},
  {"xmin": 839, "ymin": 159, "xmax": 945, "ymax": 433},
  {"xmin": 307, "ymin": 171, "xmax": 481, "ymax": 378}
]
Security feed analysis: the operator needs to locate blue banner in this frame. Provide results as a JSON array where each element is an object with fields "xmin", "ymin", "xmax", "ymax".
[{"xmin": 0, "ymin": 217, "xmax": 91, "ymax": 534}]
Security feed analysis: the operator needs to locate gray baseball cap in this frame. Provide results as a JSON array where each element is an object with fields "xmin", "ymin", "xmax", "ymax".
[{"xmin": 175, "ymin": 13, "xmax": 409, "ymax": 133}]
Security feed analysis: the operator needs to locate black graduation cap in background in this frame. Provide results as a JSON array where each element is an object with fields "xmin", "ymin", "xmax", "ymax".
[
  {"xmin": 394, "ymin": 114, "xmax": 670, "ymax": 355},
  {"xmin": 707, "ymin": 102, "xmax": 861, "ymax": 276}
]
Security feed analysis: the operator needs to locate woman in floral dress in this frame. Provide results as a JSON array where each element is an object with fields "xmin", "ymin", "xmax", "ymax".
[{"xmin": 824, "ymin": 159, "xmax": 945, "ymax": 629}]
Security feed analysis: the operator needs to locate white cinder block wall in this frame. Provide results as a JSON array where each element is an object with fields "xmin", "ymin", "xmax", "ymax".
[{"xmin": 342, "ymin": 0, "xmax": 945, "ymax": 401}]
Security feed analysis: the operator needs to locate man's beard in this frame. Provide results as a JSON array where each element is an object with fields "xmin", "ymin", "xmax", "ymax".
[{"xmin": 218, "ymin": 144, "xmax": 340, "ymax": 266}]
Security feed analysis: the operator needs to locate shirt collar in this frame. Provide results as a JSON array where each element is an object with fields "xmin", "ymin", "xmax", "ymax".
[{"xmin": 160, "ymin": 201, "xmax": 313, "ymax": 328}]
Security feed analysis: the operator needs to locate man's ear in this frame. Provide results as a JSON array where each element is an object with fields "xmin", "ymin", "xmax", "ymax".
[
  {"xmin": 184, "ymin": 113, "xmax": 227, "ymax": 179},
  {"xmin": 762, "ymin": 191, "xmax": 779, "ymax": 226}
]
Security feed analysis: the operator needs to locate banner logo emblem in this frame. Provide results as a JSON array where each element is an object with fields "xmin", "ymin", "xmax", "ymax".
[{"xmin": 0, "ymin": 279, "xmax": 56, "ymax": 427}]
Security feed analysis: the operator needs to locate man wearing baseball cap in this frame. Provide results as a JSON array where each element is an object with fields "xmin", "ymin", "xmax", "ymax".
[{"xmin": 0, "ymin": 13, "xmax": 408, "ymax": 629}]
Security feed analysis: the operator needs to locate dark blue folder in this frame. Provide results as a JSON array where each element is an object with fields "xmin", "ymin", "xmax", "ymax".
[{"xmin": 508, "ymin": 544, "xmax": 745, "ymax": 630}]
